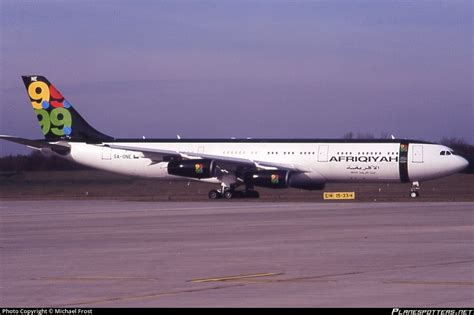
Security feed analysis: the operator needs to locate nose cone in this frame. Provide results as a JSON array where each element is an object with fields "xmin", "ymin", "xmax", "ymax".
[{"xmin": 455, "ymin": 156, "xmax": 469, "ymax": 172}]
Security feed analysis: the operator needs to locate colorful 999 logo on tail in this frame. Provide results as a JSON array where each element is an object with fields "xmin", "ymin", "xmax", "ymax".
[{"xmin": 24, "ymin": 76, "xmax": 73, "ymax": 137}]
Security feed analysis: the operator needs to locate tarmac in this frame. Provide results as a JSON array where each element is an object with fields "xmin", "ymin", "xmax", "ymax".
[{"xmin": 0, "ymin": 200, "xmax": 473, "ymax": 307}]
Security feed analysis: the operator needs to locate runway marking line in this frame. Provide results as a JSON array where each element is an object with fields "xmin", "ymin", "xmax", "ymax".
[
  {"xmin": 62, "ymin": 283, "xmax": 247, "ymax": 306},
  {"xmin": 190, "ymin": 272, "xmax": 282, "ymax": 283},
  {"xmin": 58, "ymin": 274, "xmax": 472, "ymax": 306}
]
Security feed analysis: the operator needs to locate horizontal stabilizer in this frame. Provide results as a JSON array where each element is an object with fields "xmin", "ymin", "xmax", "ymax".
[{"xmin": 0, "ymin": 135, "xmax": 70, "ymax": 155}]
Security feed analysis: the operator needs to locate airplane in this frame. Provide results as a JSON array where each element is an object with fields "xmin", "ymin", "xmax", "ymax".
[{"xmin": 0, "ymin": 75, "xmax": 469, "ymax": 199}]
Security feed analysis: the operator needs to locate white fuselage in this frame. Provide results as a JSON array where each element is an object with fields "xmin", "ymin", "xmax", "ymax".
[{"xmin": 64, "ymin": 140, "xmax": 467, "ymax": 185}]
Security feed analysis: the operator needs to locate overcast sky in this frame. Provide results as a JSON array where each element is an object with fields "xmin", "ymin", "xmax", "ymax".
[{"xmin": 1, "ymin": 0, "xmax": 472, "ymax": 155}]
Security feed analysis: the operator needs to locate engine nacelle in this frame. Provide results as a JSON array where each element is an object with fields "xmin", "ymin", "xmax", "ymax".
[
  {"xmin": 245, "ymin": 170, "xmax": 290, "ymax": 189},
  {"xmin": 289, "ymin": 173, "xmax": 326, "ymax": 191},
  {"xmin": 167, "ymin": 159, "xmax": 215, "ymax": 179}
]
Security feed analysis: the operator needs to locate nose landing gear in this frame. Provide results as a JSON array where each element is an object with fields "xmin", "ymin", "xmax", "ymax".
[{"xmin": 410, "ymin": 181, "xmax": 420, "ymax": 198}]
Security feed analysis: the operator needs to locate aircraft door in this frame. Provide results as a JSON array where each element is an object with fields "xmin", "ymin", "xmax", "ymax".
[
  {"xmin": 318, "ymin": 145, "xmax": 329, "ymax": 162},
  {"xmin": 412, "ymin": 145, "xmax": 423, "ymax": 163}
]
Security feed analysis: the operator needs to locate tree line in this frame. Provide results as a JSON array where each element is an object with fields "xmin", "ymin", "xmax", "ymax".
[{"xmin": 0, "ymin": 151, "xmax": 91, "ymax": 172}]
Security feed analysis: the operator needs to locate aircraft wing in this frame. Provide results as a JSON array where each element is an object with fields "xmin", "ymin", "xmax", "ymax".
[
  {"xmin": 0, "ymin": 135, "xmax": 70, "ymax": 155},
  {"xmin": 107, "ymin": 144, "xmax": 306, "ymax": 172},
  {"xmin": 183, "ymin": 151, "xmax": 307, "ymax": 172}
]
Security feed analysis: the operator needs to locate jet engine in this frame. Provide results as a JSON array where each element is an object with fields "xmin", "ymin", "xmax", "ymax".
[
  {"xmin": 167, "ymin": 159, "xmax": 215, "ymax": 179},
  {"xmin": 244, "ymin": 170, "xmax": 326, "ymax": 190},
  {"xmin": 288, "ymin": 173, "xmax": 325, "ymax": 190},
  {"xmin": 244, "ymin": 170, "xmax": 290, "ymax": 188}
]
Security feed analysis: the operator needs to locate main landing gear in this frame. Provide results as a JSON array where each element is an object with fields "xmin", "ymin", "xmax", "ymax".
[
  {"xmin": 410, "ymin": 181, "xmax": 420, "ymax": 198},
  {"xmin": 208, "ymin": 188, "xmax": 260, "ymax": 200}
]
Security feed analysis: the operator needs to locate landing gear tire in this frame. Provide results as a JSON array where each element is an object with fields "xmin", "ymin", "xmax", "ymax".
[
  {"xmin": 223, "ymin": 190, "xmax": 234, "ymax": 200},
  {"xmin": 410, "ymin": 191, "xmax": 420, "ymax": 198},
  {"xmin": 208, "ymin": 190, "xmax": 221, "ymax": 199},
  {"xmin": 209, "ymin": 188, "xmax": 260, "ymax": 200}
]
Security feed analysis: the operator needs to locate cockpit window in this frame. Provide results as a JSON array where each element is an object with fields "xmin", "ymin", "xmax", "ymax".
[
  {"xmin": 440, "ymin": 150, "xmax": 455, "ymax": 156},
  {"xmin": 450, "ymin": 151, "xmax": 455, "ymax": 155}
]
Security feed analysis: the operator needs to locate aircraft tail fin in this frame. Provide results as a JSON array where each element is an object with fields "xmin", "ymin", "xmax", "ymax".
[{"xmin": 21, "ymin": 76, "xmax": 113, "ymax": 143}]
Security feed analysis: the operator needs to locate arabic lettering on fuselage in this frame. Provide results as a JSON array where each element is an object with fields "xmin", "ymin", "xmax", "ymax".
[{"xmin": 346, "ymin": 165, "xmax": 380, "ymax": 170}]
